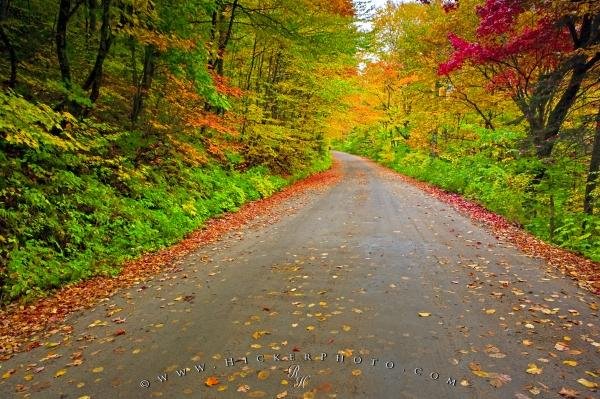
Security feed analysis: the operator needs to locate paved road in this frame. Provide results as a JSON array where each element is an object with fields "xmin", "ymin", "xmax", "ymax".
[{"xmin": 1, "ymin": 152, "xmax": 599, "ymax": 399}]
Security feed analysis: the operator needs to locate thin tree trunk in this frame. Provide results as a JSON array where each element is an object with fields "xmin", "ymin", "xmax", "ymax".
[
  {"xmin": 82, "ymin": 0, "xmax": 113, "ymax": 103},
  {"xmin": 87, "ymin": 0, "xmax": 97, "ymax": 33},
  {"xmin": 131, "ymin": 44, "xmax": 157, "ymax": 125},
  {"xmin": 584, "ymin": 105, "xmax": 600, "ymax": 214},
  {"xmin": 0, "ymin": 0, "xmax": 16, "ymax": 87},
  {"xmin": 0, "ymin": 27, "xmax": 16, "ymax": 88},
  {"xmin": 214, "ymin": 0, "xmax": 238, "ymax": 76},
  {"xmin": 56, "ymin": 0, "xmax": 74, "ymax": 88},
  {"xmin": 245, "ymin": 36, "xmax": 257, "ymax": 90}
]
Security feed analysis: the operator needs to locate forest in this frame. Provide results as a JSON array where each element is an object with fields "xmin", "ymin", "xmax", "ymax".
[
  {"xmin": 0, "ymin": 0, "xmax": 599, "ymax": 303},
  {"xmin": 0, "ymin": 0, "xmax": 358, "ymax": 301}
]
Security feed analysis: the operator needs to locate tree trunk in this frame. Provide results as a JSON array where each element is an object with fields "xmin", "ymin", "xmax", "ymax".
[
  {"xmin": 82, "ymin": 0, "xmax": 113, "ymax": 103},
  {"xmin": 87, "ymin": 0, "xmax": 97, "ymax": 33},
  {"xmin": 584, "ymin": 105, "xmax": 600, "ymax": 214},
  {"xmin": 245, "ymin": 36, "xmax": 257, "ymax": 90},
  {"xmin": 56, "ymin": 0, "xmax": 73, "ymax": 88},
  {"xmin": 131, "ymin": 44, "xmax": 157, "ymax": 125},
  {"xmin": 0, "ymin": 0, "xmax": 16, "ymax": 88},
  {"xmin": 214, "ymin": 0, "xmax": 238, "ymax": 76}
]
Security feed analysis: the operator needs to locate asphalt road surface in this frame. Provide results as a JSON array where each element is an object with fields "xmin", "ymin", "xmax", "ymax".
[{"xmin": 1, "ymin": 152, "xmax": 599, "ymax": 399}]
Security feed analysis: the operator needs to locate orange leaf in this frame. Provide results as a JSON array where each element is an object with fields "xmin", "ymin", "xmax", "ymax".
[{"xmin": 205, "ymin": 376, "xmax": 219, "ymax": 387}]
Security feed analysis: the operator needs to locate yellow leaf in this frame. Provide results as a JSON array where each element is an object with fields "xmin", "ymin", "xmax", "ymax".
[
  {"xmin": 485, "ymin": 309, "xmax": 496, "ymax": 315},
  {"xmin": 2, "ymin": 369, "xmax": 15, "ymax": 379},
  {"xmin": 342, "ymin": 325, "xmax": 352, "ymax": 332},
  {"xmin": 92, "ymin": 367, "xmax": 103, "ymax": 373},
  {"xmin": 55, "ymin": 369, "xmax": 67, "ymax": 378},
  {"xmin": 306, "ymin": 326, "xmax": 315, "ymax": 331},
  {"xmin": 23, "ymin": 374, "xmax": 33, "ymax": 381},
  {"xmin": 252, "ymin": 330, "xmax": 269, "ymax": 340},
  {"xmin": 577, "ymin": 378, "xmax": 598, "ymax": 389},
  {"xmin": 88, "ymin": 320, "xmax": 107, "ymax": 328},
  {"xmin": 418, "ymin": 312, "xmax": 431, "ymax": 317},
  {"xmin": 526, "ymin": 364, "xmax": 542, "ymax": 375},
  {"xmin": 472, "ymin": 370, "xmax": 490, "ymax": 378},
  {"xmin": 562, "ymin": 360, "xmax": 578, "ymax": 367},
  {"xmin": 257, "ymin": 370, "xmax": 270, "ymax": 380},
  {"xmin": 338, "ymin": 348, "xmax": 353, "ymax": 357},
  {"xmin": 351, "ymin": 369, "xmax": 362, "ymax": 376}
]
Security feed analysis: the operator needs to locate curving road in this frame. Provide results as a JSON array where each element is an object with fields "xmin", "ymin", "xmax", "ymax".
[{"xmin": 1, "ymin": 152, "xmax": 599, "ymax": 399}]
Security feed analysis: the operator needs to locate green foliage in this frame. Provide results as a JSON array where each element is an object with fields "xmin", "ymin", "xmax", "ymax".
[{"xmin": 0, "ymin": 93, "xmax": 327, "ymax": 302}]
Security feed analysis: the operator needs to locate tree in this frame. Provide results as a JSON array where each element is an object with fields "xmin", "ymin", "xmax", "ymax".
[{"xmin": 439, "ymin": 0, "xmax": 600, "ymax": 161}]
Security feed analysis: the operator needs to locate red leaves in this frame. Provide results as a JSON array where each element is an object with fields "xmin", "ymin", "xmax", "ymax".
[
  {"xmin": 475, "ymin": 0, "xmax": 523, "ymax": 37},
  {"xmin": 439, "ymin": 0, "xmax": 574, "ymax": 87},
  {"xmin": 211, "ymin": 73, "xmax": 243, "ymax": 98}
]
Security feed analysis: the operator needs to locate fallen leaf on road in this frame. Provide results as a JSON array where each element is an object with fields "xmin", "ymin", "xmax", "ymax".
[
  {"xmin": 257, "ymin": 370, "xmax": 269, "ymax": 380},
  {"xmin": 252, "ymin": 330, "xmax": 270, "ymax": 340},
  {"xmin": 526, "ymin": 364, "xmax": 543, "ymax": 375},
  {"xmin": 351, "ymin": 369, "xmax": 362, "ymax": 376},
  {"xmin": 54, "ymin": 369, "xmax": 67, "ymax": 378},
  {"xmin": 88, "ymin": 320, "xmax": 107, "ymax": 328},
  {"xmin": 237, "ymin": 384, "xmax": 250, "ymax": 392},
  {"xmin": 418, "ymin": 312, "xmax": 431, "ymax": 317},
  {"xmin": 205, "ymin": 376, "xmax": 219, "ymax": 387},
  {"xmin": 2, "ymin": 369, "xmax": 15, "ymax": 379},
  {"xmin": 576, "ymin": 378, "xmax": 598, "ymax": 389},
  {"xmin": 489, "ymin": 373, "xmax": 511, "ymax": 388},
  {"xmin": 485, "ymin": 309, "xmax": 496, "ymax": 314},
  {"xmin": 558, "ymin": 387, "xmax": 579, "ymax": 398},
  {"xmin": 555, "ymin": 342, "xmax": 569, "ymax": 351},
  {"xmin": 562, "ymin": 360, "xmax": 577, "ymax": 367}
]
